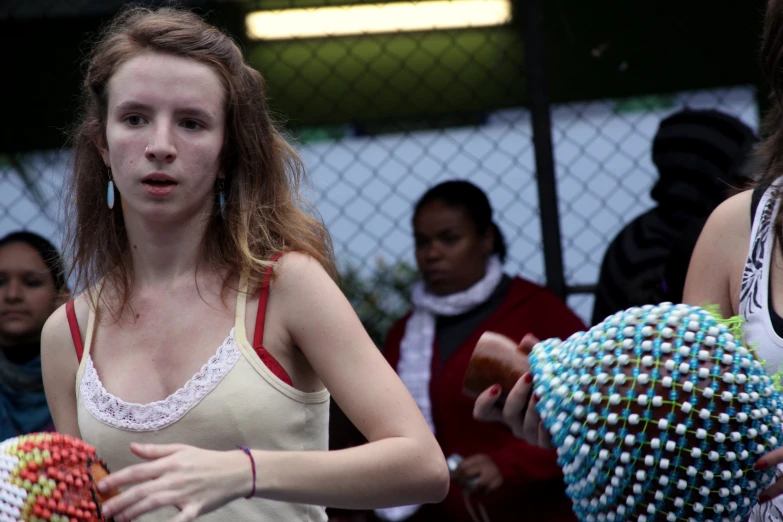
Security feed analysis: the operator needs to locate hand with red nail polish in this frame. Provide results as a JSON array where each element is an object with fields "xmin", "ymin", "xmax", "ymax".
[
  {"xmin": 754, "ymin": 446, "xmax": 783, "ymax": 508},
  {"xmin": 474, "ymin": 383, "xmax": 506, "ymax": 424},
  {"xmin": 473, "ymin": 370, "xmax": 551, "ymax": 448}
]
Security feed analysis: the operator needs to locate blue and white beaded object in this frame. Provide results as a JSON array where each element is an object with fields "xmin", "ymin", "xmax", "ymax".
[{"xmin": 529, "ymin": 303, "xmax": 783, "ymax": 522}]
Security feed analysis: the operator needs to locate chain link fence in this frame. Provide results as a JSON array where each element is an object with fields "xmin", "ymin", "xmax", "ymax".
[
  {"xmin": 0, "ymin": 1, "xmax": 762, "ymax": 337},
  {"xmin": 0, "ymin": 86, "xmax": 758, "ymax": 328}
]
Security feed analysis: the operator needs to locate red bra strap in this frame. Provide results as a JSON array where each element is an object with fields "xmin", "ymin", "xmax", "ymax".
[
  {"xmin": 65, "ymin": 299, "xmax": 84, "ymax": 363},
  {"xmin": 253, "ymin": 252, "xmax": 286, "ymax": 349}
]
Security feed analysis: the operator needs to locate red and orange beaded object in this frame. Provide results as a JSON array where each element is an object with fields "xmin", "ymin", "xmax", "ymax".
[{"xmin": 0, "ymin": 433, "xmax": 118, "ymax": 522}]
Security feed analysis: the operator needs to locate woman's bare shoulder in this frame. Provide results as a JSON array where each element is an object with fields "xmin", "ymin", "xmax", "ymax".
[
  {"xmin": 683, "ymin": 190, "xmax": 753, "ymax": 314},
  {"xmin": 700, "ymin": 190, "xmax": 753, "ymax": 256},
  {"xmin": 41, "ymin": 291, "xmax": 93, "ymax": 356},
  {"xmin": 272, "ymin": 251, "xmax": 331, "ymax": 288}
]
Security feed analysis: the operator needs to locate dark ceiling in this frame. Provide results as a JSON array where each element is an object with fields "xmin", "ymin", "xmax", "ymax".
[{"xmin": 1, "ymin": 0, "xmax": 767, "ymax": 153}]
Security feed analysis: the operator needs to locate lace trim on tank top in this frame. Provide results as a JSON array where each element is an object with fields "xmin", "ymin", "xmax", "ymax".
[{"xmin": 80, "ymin": 329, "xmax": 241, "ymax": 431}]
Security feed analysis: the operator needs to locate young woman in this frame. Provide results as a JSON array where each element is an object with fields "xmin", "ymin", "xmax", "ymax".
[
  {"xmin": 0, "ymin": 231, "xmax": 67, "ymax": 438},
  {"xmin": 41, "ymin": 7, "xmax": 448, "ymax": 522},
  {"xmin": 377, "ymin": 180, "xmax": 585, "ymax": 522}
]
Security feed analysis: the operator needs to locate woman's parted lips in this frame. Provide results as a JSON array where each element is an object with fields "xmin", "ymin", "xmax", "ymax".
[
  {"xmin": 0, "ymin": 310, "xmax": 31, "ymax": 319},
  {"xmin": 142, "ymin": 172, "xmax": 178, "ymax": 184}
]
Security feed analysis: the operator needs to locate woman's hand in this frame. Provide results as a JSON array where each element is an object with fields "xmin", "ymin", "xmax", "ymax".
[
  {"xmin": 472, "ymin": 334, "xmax": 552, "ymax": 447},
  {"xmin": 98, "ymin": 443, "xmax": 252, "ymax": 522},
  {"xmin": 451, "ymin": 454, "xmax": 503, "ymax": 496},
  {"xmin": 754, "ymin": 449, "xmax": 783, "ymax": 505}
]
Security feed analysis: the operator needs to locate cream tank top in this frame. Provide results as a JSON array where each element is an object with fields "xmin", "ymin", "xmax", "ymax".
[{"xmin": 74, "ymin": 279, "xmax": 330, "ymax": 521}]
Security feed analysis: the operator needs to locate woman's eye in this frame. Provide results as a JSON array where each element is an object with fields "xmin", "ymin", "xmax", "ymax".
[
  {"xmin": 24, "ymin": 279, "xmax": 44, "ymax": 288},
  {"xmin": 181, "ymin": 119, "xmax": 203, "ymax": 130},
  {"xmin": 125, "ymin": 115, "xmax": 145, "ymax": 126}
]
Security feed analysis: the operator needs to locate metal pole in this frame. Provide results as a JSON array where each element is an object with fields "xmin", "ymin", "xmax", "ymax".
[
  {"xmin": 567, "ymin": 284, "xmax": 596, "ymax": 295},
  {"xmin": 523, "ymin": 0, "xmax": 567, "ymax": 299}
]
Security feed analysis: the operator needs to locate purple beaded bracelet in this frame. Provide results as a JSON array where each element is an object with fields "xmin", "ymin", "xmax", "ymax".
[{"xmin": 237, "ymin": 445, "xmax": 256, "ymax": 499}]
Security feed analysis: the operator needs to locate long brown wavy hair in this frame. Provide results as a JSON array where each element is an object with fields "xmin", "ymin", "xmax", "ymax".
[
  {"xmin": 65, "ymin": 6, "xmax": 335, "ymax": 314},
  {"xmin": 757, "ymin": 0, "xmax": 783, "ymax": 187}
]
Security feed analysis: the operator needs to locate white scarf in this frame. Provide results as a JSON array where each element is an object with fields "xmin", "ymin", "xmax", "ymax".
[{"xmin": 375, "ymin": 256, "xmax": 504, "ymax": 522}]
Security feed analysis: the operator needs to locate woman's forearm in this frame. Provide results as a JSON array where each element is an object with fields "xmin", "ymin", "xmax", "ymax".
[{"xmin": 239, "ymin": 437, "xmax": 449, "ymax": 508}]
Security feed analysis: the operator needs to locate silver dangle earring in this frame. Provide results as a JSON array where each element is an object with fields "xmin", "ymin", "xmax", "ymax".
[
  {"xmin": 217, "ymin": 178, "xmax": 226, "ymax": 217},
  {"xmin": 107, "ymin": 168, "xmax": 115, "ymax": 209}
]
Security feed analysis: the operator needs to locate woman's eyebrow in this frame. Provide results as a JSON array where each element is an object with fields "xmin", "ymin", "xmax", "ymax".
[
  {"xmin": 0, "ymin": 270, "xmax": 45, "ymax": 277},
  {"xmin": 115, "ymin": 100, "xmax": 153, "ymax": 113},
  {"xmin": 174, "ymin": 107, "xmax": 216, "ymax": 120},
  {"xmin": 435, "ymin": 227, "xmax": 458, "ymax": 235}
]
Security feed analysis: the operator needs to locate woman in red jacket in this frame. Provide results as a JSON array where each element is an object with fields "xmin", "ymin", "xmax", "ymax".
[{"xmin": 376, "ymin": 180, "xmax": 586, "ymax": 522}]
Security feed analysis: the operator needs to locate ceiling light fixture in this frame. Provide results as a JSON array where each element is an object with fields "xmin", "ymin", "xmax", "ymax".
[{"xmin": 246, "ymin": 0, "xmax": 512, "ymax": 40}]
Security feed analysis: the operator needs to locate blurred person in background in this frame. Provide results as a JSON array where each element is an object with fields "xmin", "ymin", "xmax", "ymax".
[
  {"xmin": 623, "ymin": 215, "xmax": 710, "ymax": 307},
  {"xmin": 376, "ymin": 180, "xmax": 585, "ymax": 522},
  {"xmin": 591, "ymin": 108, "xmax": 757, "ymax": 325},
  {"xmin": 0, "ymin": 231, "xmax": 67, "ymax": 437}
]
